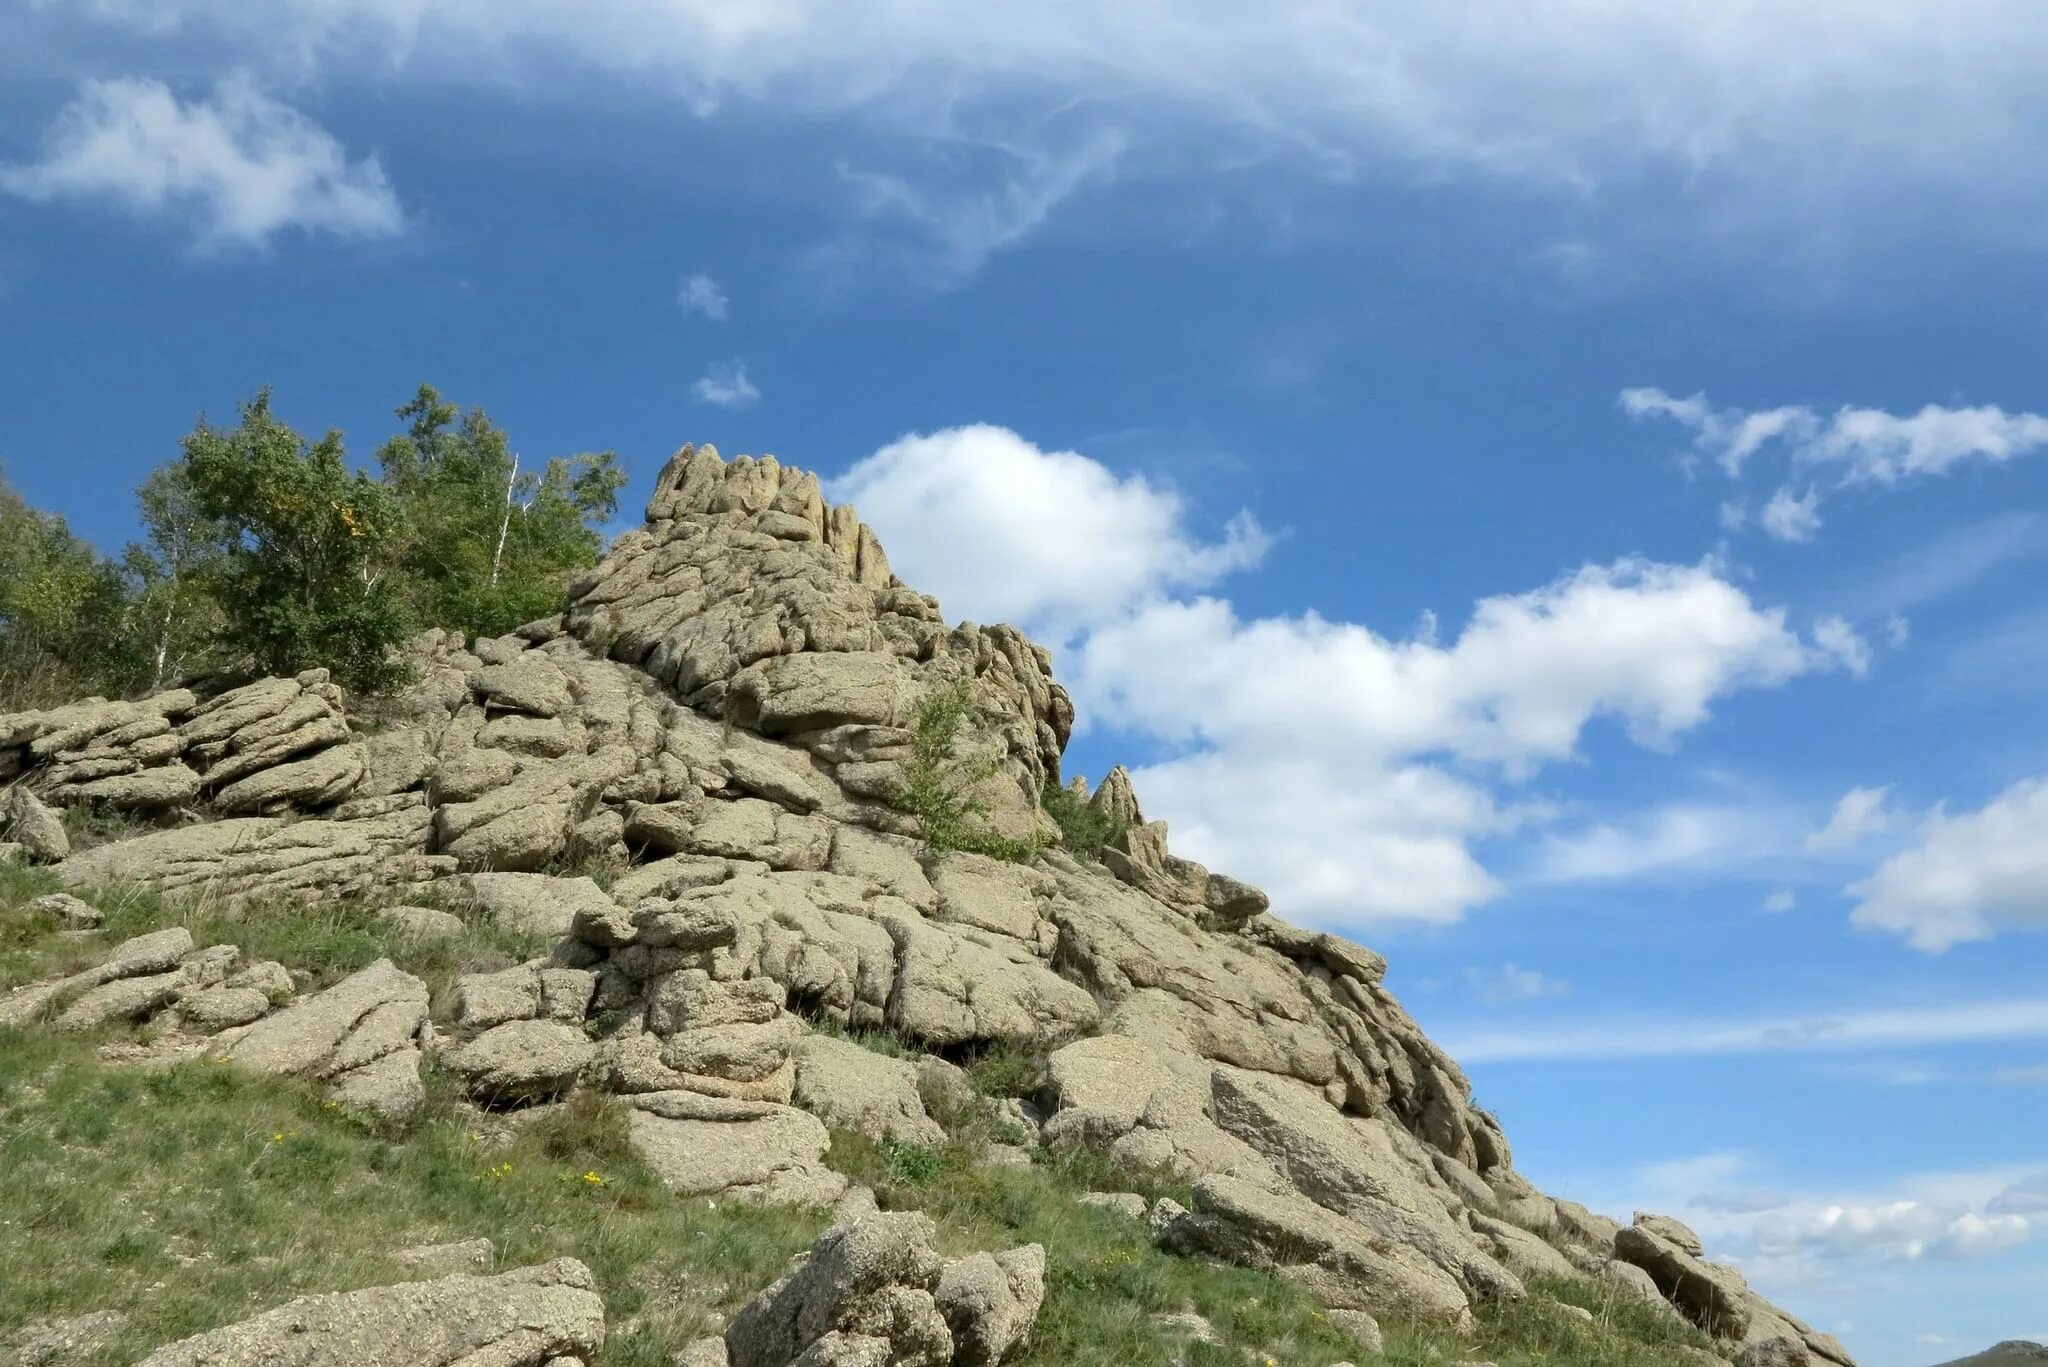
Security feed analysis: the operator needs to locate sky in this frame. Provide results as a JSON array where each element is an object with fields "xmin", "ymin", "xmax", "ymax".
[{"xmin": 2, "ymin": 5, "xmax": 2046, "ymax": 1361}]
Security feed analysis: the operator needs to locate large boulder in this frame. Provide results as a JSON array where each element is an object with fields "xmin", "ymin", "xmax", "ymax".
[
  {"xmin": 136, "ymin": 1258, "xmax": 605, "ymax": 1366},
  {"xmin": 790, "ymin": 1033, "xmax": 947, "ymax": 1145},
  {"xmin": 725, "ymin": 1213, "xmax": 952, "ymax": 1367}
]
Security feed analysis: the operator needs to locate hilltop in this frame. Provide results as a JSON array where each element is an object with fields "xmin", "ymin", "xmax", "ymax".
[{"xmin": 1, "ymin": 445, "xmax": 1852, "ymax": 1367}]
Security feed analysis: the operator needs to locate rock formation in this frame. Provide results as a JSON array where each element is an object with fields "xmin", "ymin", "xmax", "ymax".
[{"xmin": 0, "ymin": 443, "xmax": 1852, "ymax": 1365}]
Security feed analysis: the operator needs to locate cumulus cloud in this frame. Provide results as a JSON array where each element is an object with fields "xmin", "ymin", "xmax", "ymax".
[
  {"xmin": 0, "ymin": 73, "xmax": 402, "ymax": 247},
  {"xmin": 678, "ymin": 272, "xmax": 728, "ymax": 318},
  {"xmin": 828, "ymin": 424, "xmax": 1267, "ymax": 640},
  {"xmin": 691, "ymin": 358, "xmax": 759, "ymax": 408},
  {"xmin": 838, "ymin": 423, "xmax": 1860, "ymax": 925},
  {"xmin": 1625, "ymin": 388, "xmax": 2048, "ymax": 540},
  {"xmin": 1763, "ymin": 889, "xmax": 1798, "ymax": 913},
  {"xmin": 1588, "ymin": 1154, "xmax": 2048, "ymax": 1280},
  {"xmin": 1849, "ymin": 776, "xmax": 2048, "ymax": 951},
  {"xmin": 1808, "ymin": 786, "xmax": 1893, "ymax": 852}
]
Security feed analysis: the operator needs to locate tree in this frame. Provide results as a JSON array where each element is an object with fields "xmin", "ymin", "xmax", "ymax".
[
  {"xmin": 125, "ymin": 461, "xmax": 227, "ymax": 690},
  {"xmin": 0, "ymin": 468, "xmax": 137, "ymax": 707},
  {"xmin": 177, "ymin": 390, "xmax": 412, "ymax": 692},
  {"xmin": 376, "ymin": 384, "xmax": 623, "ymax": 639}
]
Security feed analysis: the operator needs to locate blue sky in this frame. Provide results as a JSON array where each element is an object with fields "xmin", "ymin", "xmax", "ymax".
[{"xmin": 3, "ymin": 5, "xmax": 2046, "ymax": 1360}]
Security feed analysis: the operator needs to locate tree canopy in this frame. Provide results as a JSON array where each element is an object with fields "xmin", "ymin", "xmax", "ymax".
[{"xmin": 0, "ymin": 384, "xmax": 625, "ymax": 705}]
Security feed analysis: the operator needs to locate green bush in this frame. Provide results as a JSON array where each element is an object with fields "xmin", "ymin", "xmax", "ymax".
[
  {"xmin": 897, "ymin": 683, "xmax": 1040, "ymax": 863},
  {"xmin": 1039, "ymin": 780, "xmax": 1128, "ymax": 863}
]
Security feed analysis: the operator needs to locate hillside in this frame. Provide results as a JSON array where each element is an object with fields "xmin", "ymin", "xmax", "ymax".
[
  {"xmin": 1, "ymin": 445, "xmax": 1852, "ymax": 1367},
  {"xmin": 1933, "ymin": 1344, "xmax": 2048, "ymax": 1367}
]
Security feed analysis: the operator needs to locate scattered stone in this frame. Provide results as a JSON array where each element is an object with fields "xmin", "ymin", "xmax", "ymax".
[
  {"xmin": 210, "ymin": 959, "xmax": 429, "ymax": 1120},
  {"xmin": 30, "ymin": 891, "xmax": 102, "ymax": 930},
  {"xmin": 936, "ymin": 1243, "xmax": 1045, "ymax": 1367},
  {"xmin": 381, "ymin": 905, "xmax": 466, "ymax": 940},
  {"xmin": 393, "ymin": 1237, "xmax": 495, "ymax": 1274},
  {"xmin": 1078, "ymin": 1191, "xmax": 1148, "ymax": 1221},
  {"xmin": 448, "ymin": 1019, "xmax": 596, "ymax": 1105},
  {"xmin": 1326, "ymin": 1307, "xmax": 1384, "ymax": 1352},
  {"xmin": 672, "ymin": 1339, "xmax": 729, "ymax": 1367},
  {"xmin": 13, "ymin": 1309, "xmax": 128, "ymax": 1366},
  {"xmin": 5, "ymin": 784, "xmax": 68, "ymax": 862},
  {"xmin": 136, "ymin": 1258, "xmax": 605, "ymax": 1366},
  {"xmin": 725, "ymin": 1213, "xmax": 952, "ymax": 1367},
  {"xmin": 790, "ymin": 1033, "xmax": 946, "ymax": 1145},
  {"xmin": 627, "ymin": 1092, "xmax": 847, "ymax": 1206},
  {"xmin": 468, "ymin": 873, "xmax": 615, "ymax": 938}
]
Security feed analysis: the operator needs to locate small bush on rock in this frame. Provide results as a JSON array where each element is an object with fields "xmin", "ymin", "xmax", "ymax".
[{"xmin": 898, "ymin": 683, "xmax": 1039, "ymax": 864}]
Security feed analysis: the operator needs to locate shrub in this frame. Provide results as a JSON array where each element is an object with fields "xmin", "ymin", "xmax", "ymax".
[
  {"xmin": 897, "ymin": 683, "xmax": 1039, "ymax": 863},
  {"xmin": 1039, "ymin": 780, "xmax": 1128, "ymax": 863}
]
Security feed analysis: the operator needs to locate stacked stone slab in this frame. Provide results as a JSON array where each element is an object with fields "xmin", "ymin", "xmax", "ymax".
[{"xmin": 0, "ymin": 442, "xmax": 1851, "ymax": 1362}]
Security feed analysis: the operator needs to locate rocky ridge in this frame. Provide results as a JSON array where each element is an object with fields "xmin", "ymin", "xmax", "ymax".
[{"xmin": 0, "ymin": 444, "xmax": 1851, "ymax": 1366}]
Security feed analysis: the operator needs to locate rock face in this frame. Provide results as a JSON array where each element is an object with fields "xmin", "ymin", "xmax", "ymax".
[
  {"xmin": 0, "ymin": 443, "xmax": 1850, "ymax": 1362},
  {"xmin": 135, "ymin": 1258, "xmax": 605, "ymax": 1366}
]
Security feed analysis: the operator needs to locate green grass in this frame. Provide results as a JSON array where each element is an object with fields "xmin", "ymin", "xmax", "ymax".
[
  {"xmin": 1, "ymin": 870, "xmax": 550, "ymax": 1003},
  {"xmin": 0, "ymin": 1027, "xmax": 828, "ymax": 1365},
  {"xmin": 0, "ymin": 875, "xmax": 1722, "ymax": 1367}
]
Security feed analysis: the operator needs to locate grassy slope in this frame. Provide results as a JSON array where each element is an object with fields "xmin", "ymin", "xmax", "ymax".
[{"xmin": 0, "ymin": 861, "xmax": 1715, "ymax": 1366}]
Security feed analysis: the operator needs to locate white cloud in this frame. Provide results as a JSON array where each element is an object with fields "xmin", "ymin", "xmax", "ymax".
[
  {"xmin": 1585, "ymin": 1153, "xmax": 2048, "ymax": 1278},
  {"xmin": 1764, "ymin": 889, "xmax": 1798, "ymax": 913},
  {"xmin": 827, "ymin": 424, "xmax": 1267, "ymax": 640},
  {"xmin": 691, "ymin": 358, "xmax": 759, "ymax": 408},
  {"xmin": 836, "ymin": 423, "xmax": 1861, "ymax": 926},
  {"xmin": 1849, "ymin": 776, "xmax": 2048, "ymax": 951},
  {"xmin": 1626, "ymin": 388, "xmax": 2048, "ymax": 540},
  {"xmin": 1760, "ymin": 486, "xmax": 1823, "ymax": 543},
  {"xmin": 679, "ymin": 272, "xmax": 728, "ymax": 319},
  {"xmin": 828, "ymin": 129, "xmax": 1126, "ymax": 283},
  {"xmin": 40, "ymin": 1, "xmax": 2048, "ymax": 274},
  {"xmin": 1810, "ymin": 615, "xmax": 1871, "ymax": 677},
  {"xmin": 1463, "ymin": 962, "xmax": 1570, "ymax": 1004},
  {"xmin": 0, "ymin": 73, "xmax": 401, "ymax": 247},
  {"xmin": 1808, "ymin": 785, "xmax": 1893, "ymax": 852},
  {"xmin": 1442, "ymin": 997, "xmax": 2048, "ymax": 1064}
]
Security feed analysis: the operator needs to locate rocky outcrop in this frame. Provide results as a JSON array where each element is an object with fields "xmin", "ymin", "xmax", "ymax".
[
  {"xmin": 136, "ymin": 1258, "xmax": 605, "ymax": 1366},
  {"xmin": 0, "ymin": 443, "xmax": 1847, "ymax": 1363}
]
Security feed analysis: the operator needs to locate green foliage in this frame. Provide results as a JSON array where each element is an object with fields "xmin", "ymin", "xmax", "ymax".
[
  {"xmin": 965, "ymin": 1043, "xmax": 1043, "ymax": 1100},
  {"xmin": 176, "ymin": 390, "xmax": 413, "ymax": 693},
  {"xmin": 376, "ymin": 384, "xmax": 623, "ymax": 640},
  {"xmin": 898, "ymin": 683, "xmax": 1040, "ymax": 863},
  {"xmin": 1039, "ymin": 780, "xmax": 1128, "ymax": 863},
  {"xmin": 0, "ymin": 383, "xmax": 623, "ymax": 706},
  {"xmin": 0, "ymin": 469, "xmax": 142, "ymax": 707}
]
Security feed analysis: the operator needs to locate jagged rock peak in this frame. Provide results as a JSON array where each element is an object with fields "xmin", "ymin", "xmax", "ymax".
[{"xmin": 564, "ymin": 442, "xmax": 1073, "ymax": 837}]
